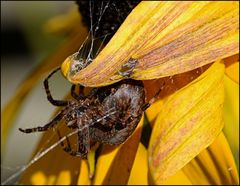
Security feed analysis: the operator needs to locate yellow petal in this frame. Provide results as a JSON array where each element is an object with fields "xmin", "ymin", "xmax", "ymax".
[
  {"xmin": 43, "ymin": 5, "xmax": 81, "ymax": 35},
  {"xmin": 77, "ymin": 141, "xmax": 101, "ymax": 185},
  {"xmin": 224, "ymin": 54, "xmax": 239, "ymax": 84},
  {"xmin": 225, "ymin": 61, "xmax": 239, "ymax": 84},
  {"xmin": 154, "ymin": 170, "xmax": 192, "ymax": 185},
  {"xmin": 92, "ymin": 146, "xmax": 119, "ymax": 184},
  {"xmin": 127, "ymin": 143, "xmax": 148, "ymax": 185},
  {"xmin": 144, "ymin": 66, "xmax": 210, "ymax": 184},
  {"xmin": 55, "ymin": 170, "xmax": 72, "ymax": 185},
  {"xmin": 77, "ymin": 160, "xmax": 91, "ymax": 185},
  {"xmin": 148, "ymin": 61, "xmax": 225, "ymax": 183},
  {"xmin": 182, "ymin": 132, "xmax": 239, "ymax": 185},
  {"xmin": 93, "ymin": 116, "xmax": 144, "ymax": 185},
  {"xmin": 223, "ymin": 74, "xmax": 239, "ymax": 170},
  {"xmin": 144, "ymin": 99, "xmax": 163, "ymax": 127},
  {"xmin": 1, "ymin": 27, "xmax": 87, "ymax": 152},
  {"xmin": 87, "ymin": 144, "xmax": 99, "ymax": 180},
  {"xmin": 144, "ymin": 64, "xmax": 210, "ymax": 126},
  {"xmin": 61, "ymin": 1, "xmax": 239, "ymax": 87}
]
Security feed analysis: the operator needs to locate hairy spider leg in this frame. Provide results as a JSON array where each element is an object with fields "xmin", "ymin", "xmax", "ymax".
[
  {"xmin": 141, "ymin": 81, "xmax": 166, "ymax": 111},
  {"xmin": 78, "ymin": 127, "xmax": 90, "ymax": 156},
  {"xmin": 19, "ymin": 107, "xmax": 69, "ymax": 133},
  {"xmin": 88, "ymin": 88, "xmax": 99, "ymax": 98},
  {"xmin": 56, "ymin": 129, "xmax": 72, "ymax": 152},
  {"xmin": 71, "ymin": 84, "xmax": 85, "ymax": 100},
  {"xmin": 44, "ymin": 67, "xmax": 69, "ymax": 106},
  {"xmin": 57, "ymin": 126, "xmax": 90, "ymax": 157}
]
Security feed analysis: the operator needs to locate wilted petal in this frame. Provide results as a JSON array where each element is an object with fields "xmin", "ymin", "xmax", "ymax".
[
  {"xmin": 62, "ymin": 1, "xmax": 239, "ymax": 87},
  {"xmin": 148, "ymin": 61, "xmax": 225, "ymax": 183}
]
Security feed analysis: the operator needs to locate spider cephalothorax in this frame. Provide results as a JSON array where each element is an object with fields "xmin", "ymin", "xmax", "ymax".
[{"xmin": 19, "ymin": 67, "xmax": 157, "ymax": 158}]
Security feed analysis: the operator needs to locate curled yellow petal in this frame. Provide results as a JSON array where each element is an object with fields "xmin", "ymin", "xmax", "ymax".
[
  {"xmin": 61, "ymin": 1, "xmax": 239, "ymax": 87},
  {"xmin": 148, "ymin": 61, "xmax": 225, "ymax": 183},
  {"xmin": 182, "ymin": 132, "xmax": 239, "ymax": 185}
]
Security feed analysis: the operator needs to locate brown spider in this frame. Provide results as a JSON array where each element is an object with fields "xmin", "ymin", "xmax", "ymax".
[{"xmin": 19, "ymin": 67, "xmax": 161, "ymax": 158}]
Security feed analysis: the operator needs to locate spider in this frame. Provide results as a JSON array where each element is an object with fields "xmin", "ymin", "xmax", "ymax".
[{"xmin": 19, "ymin": 66, "xmax": 162, "ymax": 158}]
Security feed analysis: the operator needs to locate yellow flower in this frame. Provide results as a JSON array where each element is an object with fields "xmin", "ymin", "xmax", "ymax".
[{"xmin": 1, "ymin": 1, "xmax": 239, "ymax": 185}]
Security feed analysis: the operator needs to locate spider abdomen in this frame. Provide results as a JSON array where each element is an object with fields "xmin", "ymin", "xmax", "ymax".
[{"xmin": 89, "ymin": 80, "xmax": 145, "ymax": 145}]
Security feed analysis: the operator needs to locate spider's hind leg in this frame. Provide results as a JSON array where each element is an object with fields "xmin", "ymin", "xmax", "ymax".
[
  {"xmin": 56, "ymin": 130, "xmax": 72, "ymax": 152},
  {"xmin": 57, "ymin": 127, "xmax": 90, "ymax": 158},
  {"xmin": 76, "ymin": 127, "xmax": 90, "ymax": 157},
  {"xmin": 141, "ymin": 81, "xmax": 166, "ymax": 111}
]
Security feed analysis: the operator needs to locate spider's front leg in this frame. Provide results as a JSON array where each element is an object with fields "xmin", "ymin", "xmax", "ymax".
[
  {"xmin": 71, "ymin": 84, "xmax": 85, "ymax": 100},
  {"xmin": 19, "ymin": 107, "xmax": 69, "ymax": 133},
  {"xmin": 44, "ymin": 67, "xmax": 69, "ymax": 106}
]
